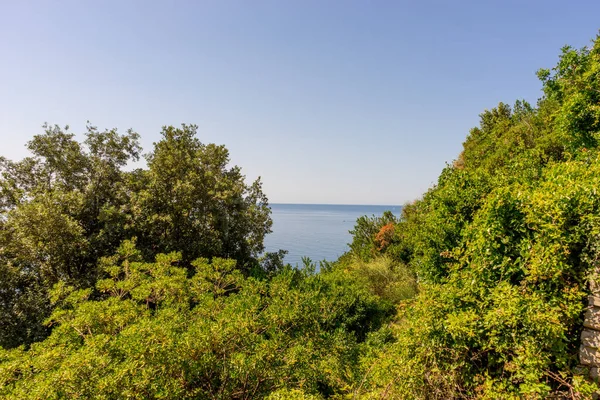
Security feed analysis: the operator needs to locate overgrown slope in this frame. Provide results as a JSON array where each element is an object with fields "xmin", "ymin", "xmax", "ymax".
[{"xmin": 348, "ymin": 34, "xmax": 600, "ymax": 399}]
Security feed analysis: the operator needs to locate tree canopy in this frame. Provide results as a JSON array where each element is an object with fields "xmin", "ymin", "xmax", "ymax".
[{"xmin": 0, "ymin": 124, "xmax": 272, "ymax": 348}]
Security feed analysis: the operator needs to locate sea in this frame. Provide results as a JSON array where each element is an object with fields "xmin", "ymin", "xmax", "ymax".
[{"xmin": 263, "ymin": 203, "xmax": 402, "ymax": 267}]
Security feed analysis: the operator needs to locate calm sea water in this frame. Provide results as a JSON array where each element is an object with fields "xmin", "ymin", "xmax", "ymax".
[{"xmin": 263, "ymin": 203, "xmax": 401, "ymax": 266}]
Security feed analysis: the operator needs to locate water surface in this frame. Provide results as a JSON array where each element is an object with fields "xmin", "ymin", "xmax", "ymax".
[{"xmin": 263, "ymin": 203, "xmax": 401, "ymax": 266}]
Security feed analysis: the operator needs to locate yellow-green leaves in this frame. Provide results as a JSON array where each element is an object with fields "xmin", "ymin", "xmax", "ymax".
[{"xmin": 0, "ymin": 243, "xmax": 376, "ymax": 399}]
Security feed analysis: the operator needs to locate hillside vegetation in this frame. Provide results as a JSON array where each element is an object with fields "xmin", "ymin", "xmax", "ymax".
[{"xmin": 1, "ymin": 34, "xmax": 600, "ymax": 399}]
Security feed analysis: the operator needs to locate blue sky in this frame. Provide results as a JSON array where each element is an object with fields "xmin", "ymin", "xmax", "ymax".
[{"xmin": 1, "ymin": 1, "xmax": 599, "ymax": 205}]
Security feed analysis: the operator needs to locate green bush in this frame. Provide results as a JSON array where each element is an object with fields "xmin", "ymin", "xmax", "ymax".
[
  {"xmin": 349, "ymin": 34, "xmax": 600, "ymax": 399},
  {"xmin": 0, "ymin": 240, "xmax": 381, "ymax": 399}
]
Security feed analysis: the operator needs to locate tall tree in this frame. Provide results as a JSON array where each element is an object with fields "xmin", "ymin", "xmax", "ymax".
[
  {"xmin": 0, "ymin": 124, "xmax": 272, "ymax": 348},
  {"xmin": 129, "ymin": 124, "xmax": 272, "ymax": 266}
]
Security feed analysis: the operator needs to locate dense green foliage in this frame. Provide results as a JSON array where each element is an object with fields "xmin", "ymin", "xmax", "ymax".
[
  {"xmin": 0, "ymin": 240, "xmax": 388, "ymax": 399},
  {"xmin": 347, "ymin": 35, "xmax": 600, "ymax": 398},
  {"xmin": 0, "ymin": 124, "xmax": 271, "ymax": 348},
  {"xmin": 2, "ymin": 33, "xmax": 600, "ymax": 399}
]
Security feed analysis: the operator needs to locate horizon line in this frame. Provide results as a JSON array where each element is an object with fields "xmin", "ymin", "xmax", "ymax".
[{"xmin": 269, "ymin": 202, "xmax": 403, "ymax": 207}]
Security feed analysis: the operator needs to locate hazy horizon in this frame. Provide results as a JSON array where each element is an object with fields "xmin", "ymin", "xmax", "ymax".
[{"xmin": 269, "ymin": 202, "xmax": 402, "ymax": 206}]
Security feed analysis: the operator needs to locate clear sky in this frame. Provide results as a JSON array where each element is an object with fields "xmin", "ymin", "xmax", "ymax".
[{"xmin": 1, "ymin": 1, "xmax": 599, "ymax": 205}]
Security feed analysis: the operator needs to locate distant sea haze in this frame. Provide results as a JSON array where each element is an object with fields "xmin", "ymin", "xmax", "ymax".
[{"xmin": 263, "ymin": 203, "xmax": 402, "ymax": 266}]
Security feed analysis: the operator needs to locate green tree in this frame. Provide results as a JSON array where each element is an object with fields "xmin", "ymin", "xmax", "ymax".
[
  {"xmin": 0, "ymin": 124, "xmax": 140, "ymax": 348},
  {"xmin": 347, "ymin": 210, "xmax": 399, "ymax": 261},
  {"xmin": 0, "ymin": 124, "xmax": 272, "ymax": 348},
  {"xmin": 128, "ymin": 124, "xmax": 272, "ymax": 266}
]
